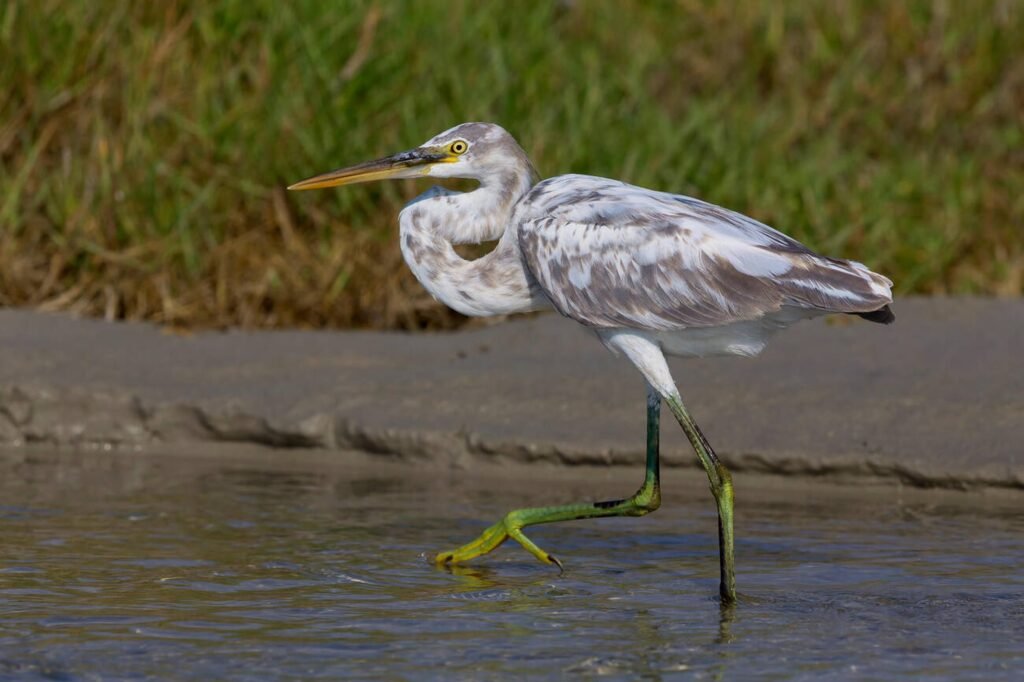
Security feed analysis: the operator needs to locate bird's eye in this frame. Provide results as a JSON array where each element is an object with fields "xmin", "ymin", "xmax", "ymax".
[{"xmin": 449, "ymin": 140, "xmax": 468, "ymax": 155}]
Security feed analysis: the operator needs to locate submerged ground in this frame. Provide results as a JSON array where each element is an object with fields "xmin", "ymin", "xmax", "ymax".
[{"xmin": 2, "ymin": 447, "xmax": 1022, "ymax": 680}]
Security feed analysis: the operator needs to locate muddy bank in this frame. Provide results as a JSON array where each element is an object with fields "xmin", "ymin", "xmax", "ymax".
[{"xmin": 0, "ymin": 299, "xmax": 1021, "ymax": 489}]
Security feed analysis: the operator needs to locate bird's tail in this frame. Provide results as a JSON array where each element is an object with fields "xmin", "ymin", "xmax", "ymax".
[
  {"xmin": 780, "ymin": 254, "xmax": 894, "ymax": 323},
  {"xmin": 853, "ymin": 304, "xmax": 895, "ymax": 324}
]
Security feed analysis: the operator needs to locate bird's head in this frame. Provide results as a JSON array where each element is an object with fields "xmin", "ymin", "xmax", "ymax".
[{"xmin": 288, "ymin": 122, "xmax": 535, "ymax": 191}]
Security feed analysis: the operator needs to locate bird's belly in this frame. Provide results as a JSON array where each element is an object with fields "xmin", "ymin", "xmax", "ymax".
[{"xmin": 654, "ymin": 307, "xmax": 822, "ymax": 358}]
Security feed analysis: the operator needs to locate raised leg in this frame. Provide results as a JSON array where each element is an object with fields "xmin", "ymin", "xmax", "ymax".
[{"xmin": 435, "ymin": 384, "xmax": 663, "ymax": 570}]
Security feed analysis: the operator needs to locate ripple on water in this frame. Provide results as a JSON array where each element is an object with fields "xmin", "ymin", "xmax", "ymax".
[{"xmin": 1, "ymin": 450, "xmax": 1022, "ymax": 680}]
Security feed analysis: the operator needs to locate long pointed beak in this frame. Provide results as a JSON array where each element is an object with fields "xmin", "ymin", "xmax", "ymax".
[{"xmin": 287, "ymin": 148, "xmax": 446, "ymax": 191}]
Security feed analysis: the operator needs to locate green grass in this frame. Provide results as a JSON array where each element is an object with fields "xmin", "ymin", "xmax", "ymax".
[{"xmin": 2, "ymin": 0, "xmax": 1022, "ymax": 329}]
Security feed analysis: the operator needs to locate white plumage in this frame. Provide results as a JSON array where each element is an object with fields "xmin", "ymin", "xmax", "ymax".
[
  {"xmin": 375, "ymin": 121, "xmax": 894, "ymax": 416},
  {"xmin": 292, "ymin": 120, "xmax": 893, "ymax": 363},
  {"xmin": 515, "ymin": 174, "xmax": 892, "ymax": 357}
]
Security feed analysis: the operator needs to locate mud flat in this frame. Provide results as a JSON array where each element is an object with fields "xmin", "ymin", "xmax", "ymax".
[{"xmin": 0, "ymin": 298, "xmax": 1021, "ymax": 489}]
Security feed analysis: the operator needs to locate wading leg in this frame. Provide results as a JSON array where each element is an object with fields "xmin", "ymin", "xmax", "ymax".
[
  {"xmin": 435, "ymin": 385, "xmax": 663, "ymax": 570},
  {"xmin": 665, "ymin": 393, "xmax": 736, "ymax": 604}
]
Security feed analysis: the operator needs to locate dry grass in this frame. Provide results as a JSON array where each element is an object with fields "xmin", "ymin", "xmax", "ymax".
[{"xmin": 2, "ymin": 1, "xmax": 1022, "ymax": 330}]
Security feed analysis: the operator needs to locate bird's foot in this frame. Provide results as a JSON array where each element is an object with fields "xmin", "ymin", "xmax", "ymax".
[{"xmin": 433, "ymin": 512, "xmax": 563, "ymax": 571}]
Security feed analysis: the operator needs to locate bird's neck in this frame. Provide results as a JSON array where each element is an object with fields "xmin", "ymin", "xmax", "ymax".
[
  {"xmin": 398, "ymin": 173, "xmax": 549, "ymax": 317},
  {"xmin": 428, "ymin": 166, "xmax": 538, "ymax": 244}
]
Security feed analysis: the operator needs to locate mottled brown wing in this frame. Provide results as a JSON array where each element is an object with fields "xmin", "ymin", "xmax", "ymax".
[{"xmin": 516, "ymin": 175, "xmax": 892, "ymax": 331}]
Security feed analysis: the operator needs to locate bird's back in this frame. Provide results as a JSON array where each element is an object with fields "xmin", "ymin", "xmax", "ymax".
[{"xmin": 515, "ymin": 174, "xmax": 892, "ymax": 354}]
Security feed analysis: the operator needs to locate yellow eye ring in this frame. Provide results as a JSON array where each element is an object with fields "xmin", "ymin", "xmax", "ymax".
[{"xmin": 449, "ymin": 140, "xmax": 468, "ymax": 155}]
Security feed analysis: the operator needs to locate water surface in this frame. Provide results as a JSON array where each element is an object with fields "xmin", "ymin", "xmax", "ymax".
[{"xmin": 1, "ymin": 448, "xmax": 1022, "ymax": 680}]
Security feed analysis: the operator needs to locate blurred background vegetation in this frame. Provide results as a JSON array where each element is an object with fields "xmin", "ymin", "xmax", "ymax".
[{"xmin": 1, "ymin": 0, "xmax": 1021, "ymax": 330}]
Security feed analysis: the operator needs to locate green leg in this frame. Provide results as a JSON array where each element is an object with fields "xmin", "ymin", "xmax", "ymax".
[
  {"xmin": 435, "ymin": 385, "xmax": 663, "ymax": 570},
  {"xmin": 665, "ymin": 393, "xmax": 736, "ymax": 604}
]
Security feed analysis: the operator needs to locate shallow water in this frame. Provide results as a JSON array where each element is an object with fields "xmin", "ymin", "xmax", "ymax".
[{"xmin": 1, "ymin": 448, "xmax": 1022, "ymax": 680}]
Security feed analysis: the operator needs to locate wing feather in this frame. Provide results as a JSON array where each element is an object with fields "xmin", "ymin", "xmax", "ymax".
[{"xmin": 516, "ymin": 175, "xmax": 893, "ymax": 331}]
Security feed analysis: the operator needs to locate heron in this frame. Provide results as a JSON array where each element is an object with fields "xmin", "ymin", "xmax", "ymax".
[{"xmin": 289, "ymin": 122, "xmax": 893, "ymax": 603}]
